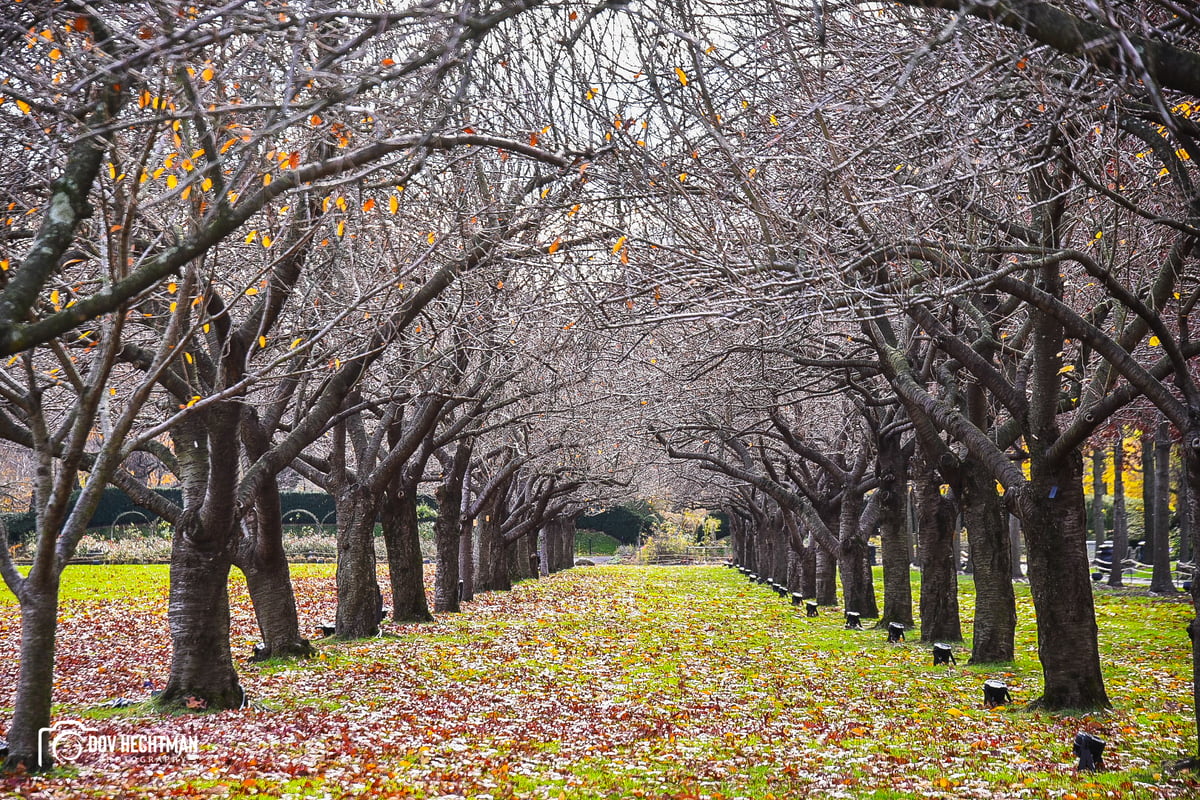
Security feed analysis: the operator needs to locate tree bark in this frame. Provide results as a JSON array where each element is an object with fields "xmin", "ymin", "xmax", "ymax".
[
  {"xmin": 459, "ymin": 518, "xmax": 475, "ymax": 601},
  {"xmin": 3, "ymin": 576, "xmax": 59, "ymax": 771},
  {"xmin": 1143, "ymin": 430, "xmax": 1156, "ymax": 564},
  {"xmin": 961, "ymin": 459, "xmax": 1016, "ymax": 663},
  {"xmin": 1009, "ymin": 515, "xmax": 1024, "ymax": 579},
  {"xmin": 837, "ymin": 491, "xmax": 877, "ymax": 617},
  {"xmin": 434, "ymin": 475, "xmax": 464, "ymax": 613},
  {"xmin": 1151, "ymin": 418, "xmax": 1175, "ymax": 593},
  {"xmin": 1091, "ymin": 446, "xmax": 1107, "ymax": 546},
  {"xmin": 815, "ymin": 541, "xmax": 838, "ymax": 605},
  {"xmin": 877, "ymin": 433, "xmax": 914, "ymax": 627},
  {"xmin": 380, "ymin": 485, "xmax": 433, "ymax": 622},
  {"xmin": 237, "ymin": 530, "xmax": 313, "ymax": 660},
  {"xmin": 334, "ymin": 488, "xmax": 383, "ymax": 638},
  {"xmin": 158, "ymin": 522, "xmax": 242, "ymax": 710},
  {"xmin": 1018, "ymin": 452, "xmax": 1110, "ymax": 710},
  {"xmin": 915, "ymin": 454, "xmax": 961, "ymax": 643},
  {"xmin": 475, "ymin": 497, "xmax": 510, "ymax": 592},
  {"xmin": 1109, "ymin": 436, "xmax": 1129, "ymax": 587}
]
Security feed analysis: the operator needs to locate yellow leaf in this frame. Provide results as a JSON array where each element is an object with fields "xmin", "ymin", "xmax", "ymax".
[
  {"xmin": 168, "ymin": 282, "xmax": 178, "ymax": 293},
  {"xmin": 261, "ymin": 234, "xmax": 272, "ymax": 248},
  {"xmin": 945, "ymin": 707, "xmax": 964, "ymax": 718},
  {"xmin": 49, "ymin": 48, "xmax": 62, "ymax": 61},
  {"xmin": 674, "ymin": 67, "xmax": 688, "ymax": 86},
  {"xmin": 169, "ymin": 301, "xmax": 178, "ymax": 313},
  {"xmin": 184, "ymin": 352, "xmax": 193, "ymax": 364},
  {"xmin": 1058, "ymin": 364, "xmax": 1075, "ymax": 374},
  {"xmin": 50, "ymin": 289, "xmax": 60, "ymax": 307},
  {"xmin": 335, "ymin": 196, "xmax": 347, "ymax": 211},
  {"xmin": 258, "ymin": 335, "xmax": 267, "ymax": 348},
  {"xmin": 16, "ymin": 99, "xmax": 31, "ymax": 114},
  {"xmin": 263, "ymin": 173, "xmax": 272, "ymax": 186},
  {"xmin": 1149, "ymin": 335, "xmax": 1161, "ymax": 346},
  {"xmin": 336, "ymin": 220, "xmax": 345, "ymax": 238},
  {"xmin": 202, "ymin": 323, "xmax": 210, "ymax": 334},
  {"xmin": 290, "ymin": 337, "xmax": 303, "ymax": 349},
  {"xmin": 245, "ymin": 287, "xmax": 258, "ymax": 296},
  {"xmin": 244, "ymin": 230, "xmax": 257, "ymax": 244},
  {"xmin": 201, "ymin": 177, "xmax": 212, "ymax": 192},
  {"xmin": 427, "ymin": 231, "xmax": 436, "ymax": 244},
  {"xmin": 388, "ymin": 195, "xmax": 399, "ymax": 214},
  {"xmin": 612, "ymin": 236, "xmax": 627, "ymax": 254},
  {"xmin": 201, "ymin": 66, "xmax": 214, "ymax": 81},
  {"xmin": 166, "ymin": 174, "xmax": 178, "ymax": 189},
  {"xmin": 220, "ymin": 137, "xmax": 237, "ymax": 154}
]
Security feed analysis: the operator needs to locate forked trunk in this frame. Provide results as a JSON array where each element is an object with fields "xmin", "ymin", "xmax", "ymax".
[{"xmin": 239, "ymin": 544, "xmax": 313, "ymax": 659}]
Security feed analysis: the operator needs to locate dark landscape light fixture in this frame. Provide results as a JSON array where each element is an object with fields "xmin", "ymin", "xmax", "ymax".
[
  {"xmin": 806, "ymin": 601, "xmax": 819, "ymax": 617},
  {"xmin": 1073, "ymin": 732, "xmax": 1105, "ymax": 771},
  {"xmin": 748, "ymin": 573, "xmax": 758, "ymax": 582},
  {"xmin": 844, "ymin": 611, "xmax": 862, "ymax": 629},
  {"xmin": 932, "ymin": 643, "xmax": 956, "ymax": 665},
  {"xmin": 775, "ymin": 583, "xmax": 788, "ymax": 598},
  {"xmin": 791, "ymin": 592, "xmax": 803, "ymax": 606},
  {"xmin": 458, "ymin": 579, "xmax": 465, "ymax": 603},
  {"xmin": 982, "ymin": 679, "xmax": 1012, "ymax": 707},
  {"xmin": 887, "ymin": 622, "xmax": 905, "ymax": 643}
]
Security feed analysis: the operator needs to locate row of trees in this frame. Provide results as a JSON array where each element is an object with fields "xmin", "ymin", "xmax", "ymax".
[{"xmin": 1, "ymin": 0, "xmax": 1199, "ymax": 774}]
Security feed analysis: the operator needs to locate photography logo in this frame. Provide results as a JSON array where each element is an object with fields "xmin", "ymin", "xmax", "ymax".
[{"xmin": 38, "ymin": 720, "xmax": 199, "ymax": 766}]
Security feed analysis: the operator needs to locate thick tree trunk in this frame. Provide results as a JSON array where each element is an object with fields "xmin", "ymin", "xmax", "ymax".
[
  {"xmin": 1180, "ymin": 454, "xmax": 1193, "ymax": 563},
  {"xmin": 916, "ymin": 457, "xmax": 961, "ymax": 643},
  {"xmin": 238, "ymin": 413, "xmax": 310, "ymax": 659},
  {"xmin": 380, "ymin": 487, "xmax": 433, "ymax": 622},
  {"xmin": 815, "ymin": 542, "xmax": 838, "ymax": 605},
  {"xmin": 838, "ymin": 492, "xmax": 877, "ymax": 617},
  {"xmin": 459, "ymin": 519, "xmax": 475, "ymax": 601},
  {"xmin": 433, "ymin": 479, "xmax": 463, "ymax": 613},
  {"xmin": 334, "ymin": 489, "xmax": 383, "ymax": 638},
  {"xmin": 475, "ymin": 502, "xmax": 510, "ymax": 592},
  {"xmin": 1009, "ymin": 515, "xmax": 1024, "ymax": 579},
  {"xmin": 1019, "ymin": 452, "xmax": 1110, "ymax": 710},
  {"xmin": 1182, "ymin": 433, "xmax": 1200, "ymax": 760},
  {"xmin": 877, "ymin": 434, "xmax": 914, "ymax": 627},
  {"xmin": 961, "ymin": 460, "xmax": 1015, "ymax": 663},
  {"xmin": 237, "ymin": 532, "xmax": 312, "ymax": 659},
  {"xmin": 799, "ymin": 537, "xmax": 816, "ymax": 598},
  {"xmin": 3, "ymin": 577, "xmax": 59, "ymax": 771},
  {"xmin": 1109, "ymin": 437, "xmax": 1129, "ymax": 587},
  {"xmin": 1151, "ymin": 419, "xmax": 1175, "ymax": 593},
  {"xmin": 159, "ymin": 525, "xmax": 242, "ymax": 709}
]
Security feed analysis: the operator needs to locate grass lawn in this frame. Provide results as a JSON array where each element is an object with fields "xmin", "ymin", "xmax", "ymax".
[{"xmin": 0, "ymin": 565, "xmax": 1195, "ymax": 798}]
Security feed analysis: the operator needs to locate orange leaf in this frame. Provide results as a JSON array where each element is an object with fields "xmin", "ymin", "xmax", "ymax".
[
  {"xmin": 287, "ymin": 151, "xmax": 300, "ymax": 170},
  {"xmin": 548, "ymin": 237, "xmax": 562, "ymax": 254},
  {"xmin": 362, "ymin": 197, "xmax": 376, "ymax": 212}
]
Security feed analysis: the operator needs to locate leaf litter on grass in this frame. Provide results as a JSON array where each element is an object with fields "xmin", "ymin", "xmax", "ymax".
[{"xmin": 0, "ymin": 565, "xmax": 1196, "ymax": 799}]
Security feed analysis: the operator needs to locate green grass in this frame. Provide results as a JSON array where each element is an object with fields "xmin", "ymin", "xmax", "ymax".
[
  {"xmin": 2, "ymin": 564, "xmax": 1196, "ymax": 799},
  {"xmin": 574, "ymin": 530, "xmax": 622, "ymax": 556}
]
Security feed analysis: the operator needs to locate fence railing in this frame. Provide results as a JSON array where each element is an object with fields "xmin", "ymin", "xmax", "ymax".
[{"xmin": 638, "ymin": 545, "xmax": 731, "ymax": 565}]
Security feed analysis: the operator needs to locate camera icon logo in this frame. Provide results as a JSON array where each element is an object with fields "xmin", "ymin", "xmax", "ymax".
[{"xmin": 37, "ymin": 720, "xmax": 95, "ymax": 766}]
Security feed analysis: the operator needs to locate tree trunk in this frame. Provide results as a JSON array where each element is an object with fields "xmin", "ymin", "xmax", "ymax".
[
  {"xmin": 1182, "ymin": 431, "xmax": 1200, "ymax": 760},
  {"xmin": 1091, "ymin": 446, "xmax": 1107, "ymax": 546},
  {"xmin": 3, "ymin": 576, "xmax": 59, "ymax": 771},
  {"xmin": 237, "ymin": 533, "xmax": 313, "ymax": 660},
  {"xmin": 459, "ymin": 518, "xmax": 475, "ymax": 602},
  {"xmin": 877, "ymin": 434, "xmax": 914, "ymax": 628},
  {"xmin": 916, "ymin": 455, "xmax": 961, "ymax": 643},
  {"xmin": 380, "ymin": 485, "xmax": 432, "ymax": 622},
  {"xmin": 433, "ymin": 478, "xmax": 463, "ymax": 613},
  {"xmin": 838, "ymin": 492, "xmax": 877, "ymax": 617},
  {"xmin": 961, "ymin": 459, "xmax": 1015, "ymax": 663},
  {"xmin": 799, "ymin": 536, "xmax": 816, "ymax": 598},
  {"xmin": 1109, "ymin": 436, "xmax": 1129, "ymax": 587},
  {"xmin": 1018, "ymin": 452, "xmax": 1110, "ymax": 710},
  {"xmin": 1151, "ymin": 418, "xmax": 1175, "ymax": 593},
  {"xmin": 475, "ymin": 501, "xmax": 510, "ymax": 592},
  {"xmin": 1180, "ymin": 453, "xmax": 1192, "ymax": 563},
  {"xmin": 1143, "ymin": 430, "xmax": 1156, "ymax": 564},
  {"xmin": 334, "ymin": 489, "xmax": 383, "ymax": 638},
  {"xmin": 1009, "ymin": 515, "xmax": 1024, "ymax": 579},
  {"xmin": 159, "ymin": 524, "xmax": 242, "ymax": 709},
  {"xmin": 238, "ymin": 413, "xmax": 310, "ymax": 659},
  {"xmin": 815, "ymin": 541, "xmax": 837, "ymax": 605}
]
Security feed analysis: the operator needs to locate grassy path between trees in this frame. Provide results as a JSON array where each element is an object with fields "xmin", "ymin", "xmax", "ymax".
[{"xmin": 0, "ymin": 565, "xmax": 1196, "ymax": 798}]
